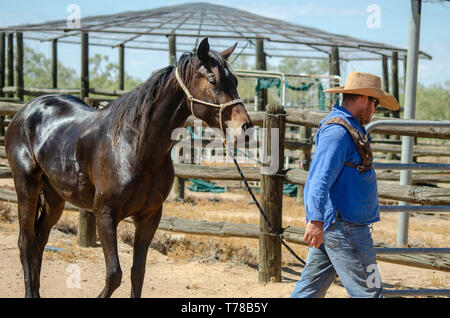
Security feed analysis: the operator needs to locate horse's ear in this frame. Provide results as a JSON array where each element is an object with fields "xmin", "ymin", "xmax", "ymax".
[
  {"xmin": 220, "ymin": 42, "xmax": 238, "ymax": 61},
  {"xmin": 197, "ymin": 38, "xmax": 210, "ymax": 63}
]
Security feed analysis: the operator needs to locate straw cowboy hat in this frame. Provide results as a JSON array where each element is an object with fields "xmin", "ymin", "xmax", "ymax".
[{"xmin": 324, "ymin": 72, "xmax": 399, "ymax": 110}]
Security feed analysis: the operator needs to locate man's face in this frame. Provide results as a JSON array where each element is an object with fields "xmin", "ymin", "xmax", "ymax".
[{"xmin": 356, "ymin": 96, "xmax": 377, "ymax": 125}]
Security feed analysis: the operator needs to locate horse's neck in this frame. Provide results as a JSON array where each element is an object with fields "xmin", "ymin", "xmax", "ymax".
[{"xmin": 139, "ymin": 89, "xmax": 190, "ymax": 160}]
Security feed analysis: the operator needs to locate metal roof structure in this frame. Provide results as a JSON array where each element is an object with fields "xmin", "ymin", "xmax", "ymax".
[{"xmin": 1, "ymin": 2, "xmax": 432, "ymax": 62}]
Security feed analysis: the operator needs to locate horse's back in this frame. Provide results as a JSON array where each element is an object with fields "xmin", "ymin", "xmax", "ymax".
[
  {"xmin": 10, "ymin": 94, "xmax": 94, "ymax": 127},
  {"xmin": 8, "ymin": 94, "xmax": 94, "ymax": 142}
]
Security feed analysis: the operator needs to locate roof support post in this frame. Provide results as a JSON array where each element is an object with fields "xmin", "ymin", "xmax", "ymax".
[
  {"xmin": 0, "ymin": 33, "xmax": 5, "ymax": 97},
  {"xmin": 7, "ymin": 33, "xmax": 13, "ymax": 98},
  {"xmin": 329, "ymin": 46, "xmax": 340, "ymax": 106},
  {"xmin": 52, "ymin": 39, "xmax": 58, "ymax": 89},
  {"xmin": 118, "ymin": 44, "xmax": 125, "ymax": 90},
  {"xmin": 382, "ymin": 55, "xmax": 389, "ymax": 93},
  {"xmin": 168, "ymin": 34, "xmax": 177, "ymax": 66},
  {"xmin": 81, "ymin": 32, "xmax": 89, "ymax": 99},
  {"xmin": 391, "ymin": 52, "xmax": 399, "ymax": 118},
  {"xmin": 255, "ymin": 38, "xmax": 267, "ymax": 112},
  {"xmin": 329, "ymin": 46, "xmax": 340, "ymax": 77},
  {"xmin": 381, "ymin": 55, "xmax": 391, "ymax": 132},
  {"xmin": 15, "ymin": 32, "xmax": 23, "ymax": 101}
]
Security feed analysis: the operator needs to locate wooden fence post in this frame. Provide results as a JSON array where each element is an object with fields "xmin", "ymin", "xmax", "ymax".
[
  {"xmin": 118, "ymin": 44, "xmax": 124, "ymax": 90},
  {"xmin": 7, "ymin": 33, "xmax": 13, "ymax": 98},
  {"xmin": 0, "ymin": 33, "xmax": 5, "ymax": 140},
  {"xmin": 78, "ymin": 210, "xmax": 96, "ymax": 247},
  {"xmin": 52, "ymin": 39, "xmax": 58, "ymax": 89},
  {"xmin": 381, "ymin": 55, "xmax": 390, "ymax": 120},
  {"xmin": 81, "ymin": 32, "xmax": 89, "ymax": 100},
  {"xmin": 78, "ymin": 97, "xmax": 98, "ymax": 247},
  {"xmin": 168, "ymin": 34, "xmax": 177, "ymax": 66},
  {"xmin": 259, "ymin": 104, "xmax": 285, "ymax": 283},
  {"xmin": 255, "ymin": 39, "xmax": 267, "ymax": 112},
  {"xmin": 297, "ymin": 125, "xmax": 311, "ymax": 203},
  {"xmin": 15, "ymin": 32, "xmax": 23, "ymax": 101},
  {"xmin": 387, "ymin": 51, "xmax": 401, "ymax": 161},
  {"xmin": 329, "ymin": 46, "xmax": 340, "ymax": 107},
  {"xmin": 0, "ymin": 33, "xmax": 5, "ymax": 98},
  {"xmin": 391, "ymin": 51, "xmax": 400, "ymax": 118}
]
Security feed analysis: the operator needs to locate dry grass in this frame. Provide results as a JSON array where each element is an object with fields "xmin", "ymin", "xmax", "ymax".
[
  {"xmin": 0, "ymin": 202, "xmax": 17, "ymax": 232},
  {"xmin": 0, "ymin": 183, "xmax": 448, "ymax": 268},
  {"xmin": 0, "ymin": 202, "xmax": 15, "ymax": 223}
]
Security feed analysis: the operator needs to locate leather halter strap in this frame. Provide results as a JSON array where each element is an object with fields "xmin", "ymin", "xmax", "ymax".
[{"xmin": 175, "ymin": 67, "xmax": 243, "ymax": 139}]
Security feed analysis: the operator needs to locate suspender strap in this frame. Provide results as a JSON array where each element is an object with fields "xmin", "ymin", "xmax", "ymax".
[{"xmin": 321, "ymin": 117, "xmax": 373, "ymax": 174}]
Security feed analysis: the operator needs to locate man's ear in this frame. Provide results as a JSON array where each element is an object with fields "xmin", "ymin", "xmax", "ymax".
[
  {"xmin": 220, "ymin": 42, "xmax": 238, "ymax": 60},
  {"xmin": 197, "ymin": 38, "xmax": 210, "ymax": 63}
]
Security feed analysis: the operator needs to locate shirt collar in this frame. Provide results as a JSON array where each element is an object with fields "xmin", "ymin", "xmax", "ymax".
[{"xmin": 332, "ymin": 104, "xmax": 364, "ymax": 130}]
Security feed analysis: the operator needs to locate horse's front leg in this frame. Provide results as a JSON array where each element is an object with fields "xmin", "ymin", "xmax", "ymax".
[
  {"xmin": 130, "ymin": 207, "xmax": 162, "ymax": 298},
  {"xmin": 96, "ymin": 206, "xmax": 122, "ymax": 298}
]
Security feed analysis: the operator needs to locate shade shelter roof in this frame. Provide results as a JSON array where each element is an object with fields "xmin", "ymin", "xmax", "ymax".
[{"xmin": 1, "ymin": 2, "xmax": 432, "ymax": 61}]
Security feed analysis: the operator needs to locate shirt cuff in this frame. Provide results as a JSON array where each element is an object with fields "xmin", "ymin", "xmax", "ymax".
[{"xmin": 306, "ymin": 211, "xmax": 324, "ymax": 224}]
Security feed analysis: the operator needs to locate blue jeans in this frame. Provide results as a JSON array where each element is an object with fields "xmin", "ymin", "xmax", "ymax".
[{"xmin": 291, "ymin": 218, "xmax": 382, "ymax": 298}]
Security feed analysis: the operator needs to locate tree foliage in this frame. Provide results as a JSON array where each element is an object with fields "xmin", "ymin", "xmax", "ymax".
[
  {"xmin": 277, "ymin": 58, "xmax": 328, "ymax": 75},
  {"xmin": 17, "ymin": 46, "xmax": 450, "ymax": 119},
  {"xmin": 24, "ymin": 46, "xmax": 78, "ymax": 89},
  {"xmin": 22, "ymin": 46, "xmax": 142, "ymax": 93},
  {"xmin": 415, "ymin": 81, "xmax": 450, "ymax": 120},
  {"xmin": 88, "ymin": 53, "xmax": 141, "ymax": 91}
]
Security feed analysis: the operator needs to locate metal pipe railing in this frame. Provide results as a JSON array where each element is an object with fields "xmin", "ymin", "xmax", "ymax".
[
  {"xmin": 366, "ymin": 119, "xmax": 450, "ymax": 134},
  {"xmin": 234, "ymin": 69, "xmax": 342, "ymax": 109},
  {"xmin": 383, "ymin": 289, "xmax": 450, "ymax": 297},
  {"xmin": 235, "ymin": 69, "xmax": 287, "ymax": 107},
  {"xmin": 373, "ymin": 163, "xmax": 450, "ymax": 170},
  {"xmin": 380, "ymin": 205, "xmax": 450, "ymax": 213},
  {"xmin": 375, "ymin": 248, "xmax": 450, "ymax": 254}
]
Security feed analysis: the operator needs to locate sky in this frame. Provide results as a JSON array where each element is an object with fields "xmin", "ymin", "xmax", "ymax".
[{"xmin": 0, "ymin": 0, "xmax": 449, "ymax": 86}]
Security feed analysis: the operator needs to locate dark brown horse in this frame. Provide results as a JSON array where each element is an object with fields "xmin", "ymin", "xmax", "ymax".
[{"xmin": 5, "ymin": 38, "xmax": 252, "ymax": 298}]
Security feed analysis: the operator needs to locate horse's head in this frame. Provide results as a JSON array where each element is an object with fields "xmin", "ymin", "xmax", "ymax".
[{"xmin": 176, "ymin": 38, "xmax": 253, "ymax": 140}]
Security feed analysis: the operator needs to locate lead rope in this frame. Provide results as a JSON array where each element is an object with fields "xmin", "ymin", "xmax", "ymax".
[
  {"xmin": 224, "ymin": 144, "xmax": 306, "ymax": 266},
  {"xmin": 175, "ymin": 67, "xmax": 306, "ymax": 266}
]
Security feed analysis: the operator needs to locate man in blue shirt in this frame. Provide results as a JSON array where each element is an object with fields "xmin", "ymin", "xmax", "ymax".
[{"xmin": 291, "ymin": 72, "xmax": 399, "ymax": 298}]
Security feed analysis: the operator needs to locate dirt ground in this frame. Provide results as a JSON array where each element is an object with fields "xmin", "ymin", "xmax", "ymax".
[
  {"xmin": 0, "ymin": 229, "xmax": 448, "ymax": 298},
  {"xmin": 0, "ymin": 179, "xmax": 449, "ymax": 298}
]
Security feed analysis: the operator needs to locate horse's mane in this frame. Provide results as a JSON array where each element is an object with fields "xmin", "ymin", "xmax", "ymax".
[{"xmin": 107, "ymin": 52, "xmax": 201, "ymax": 150}]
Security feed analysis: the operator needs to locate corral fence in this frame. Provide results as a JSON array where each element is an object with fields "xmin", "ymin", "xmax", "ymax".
[
  {"xmin": 0, "ymin": 93, "xmax": 449, "ymax": 296},
  {"xmin": 0, "ymin": 41, "xmax": 449, "ymax": 295}
]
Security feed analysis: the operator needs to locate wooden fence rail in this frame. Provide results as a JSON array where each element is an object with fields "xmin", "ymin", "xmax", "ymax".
[
  {"xmin": 0, "ymin": 187, "xmax": 448, "ymax": 272},
  {"xmin": 0, "ymin": 99, "xmax": 449, "ymax": 283},
  {"xmin": 1, "ymin": 102, "xmax": 450, "ymax": 139},
  {"xmin": 173, "ymin": 164, "xmax": 450, "ymax": 205},
  {"xmin": 0, "ymin": 164, "xmax": 449, "ymax": 205},
  {"xmin": 143, "ymin": 216, "xmax": 450, "ymax": 273}
]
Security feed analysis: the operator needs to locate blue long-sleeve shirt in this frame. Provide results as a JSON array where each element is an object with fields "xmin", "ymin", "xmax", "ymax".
[{"xmin": 304, "ymin": 105, "xmax": 380, "ymax": 231}]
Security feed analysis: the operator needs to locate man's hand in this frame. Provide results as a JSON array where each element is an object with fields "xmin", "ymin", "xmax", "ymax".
[{"xmin": 304, "ymin": 221, "xmax": 324, "ymax": 248}]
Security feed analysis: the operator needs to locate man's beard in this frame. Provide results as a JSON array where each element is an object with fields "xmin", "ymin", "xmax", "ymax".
[{"xmin": 356, "ymin": 101, "xmax": 373, "ymax": 125}]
